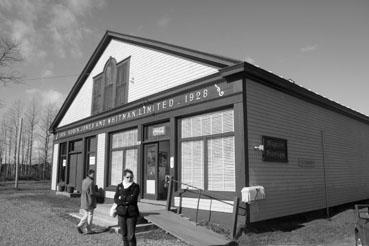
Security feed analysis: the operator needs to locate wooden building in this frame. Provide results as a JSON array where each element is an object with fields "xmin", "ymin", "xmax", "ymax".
[{"xmin": 50, "ymin": 31, "xmax": 369, "ymax": 224}]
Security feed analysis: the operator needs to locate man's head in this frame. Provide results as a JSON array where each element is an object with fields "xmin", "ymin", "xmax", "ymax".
[{"xmin": 87, "ymin": 169, "xmax": 95, "ymax": 179}]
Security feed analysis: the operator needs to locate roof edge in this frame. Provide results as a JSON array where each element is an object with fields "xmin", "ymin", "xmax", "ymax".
[{"xmin": 50, "ymin": 31, "xmax": 241, "ymax": 132}]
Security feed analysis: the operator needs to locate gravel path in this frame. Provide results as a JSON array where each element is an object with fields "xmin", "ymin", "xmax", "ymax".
[{"xmin": 0, "ymin": 181, "xmax": 188, "ymax": 246}]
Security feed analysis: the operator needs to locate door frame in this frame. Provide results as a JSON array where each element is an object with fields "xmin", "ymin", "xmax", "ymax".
[
  {"xmin": 143, "ymin": 140, "xmax": 170, "ymax": 200},
  {"xmin": 143, "ymin": 142, "xmax": 158, "ymax": 200}
]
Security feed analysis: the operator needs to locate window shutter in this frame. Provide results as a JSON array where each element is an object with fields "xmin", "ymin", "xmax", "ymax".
[
  {"xmin": 104, "ymin": 85, "xmax": 113, "ymax": 111},
  {"xmin": 92, "ymin": 76, "xmax": 102, "ymax": 115},
  {"xmin": 115, "ymin": 62, "xmax": 129, "ymax": 106},
  {"xmin": 181, "ymin": 141, "xmax": 204, "ymax": 189}
]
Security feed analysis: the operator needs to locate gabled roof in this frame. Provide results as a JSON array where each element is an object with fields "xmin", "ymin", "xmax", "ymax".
[{"xmin": 49, "ymin": 30, "xmax": 242, "ymax": 132}]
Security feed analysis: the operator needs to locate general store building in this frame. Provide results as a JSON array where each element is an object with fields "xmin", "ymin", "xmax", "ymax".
[{"xmin": 50, "ymin": 31, "xmax": 369, "ymax": 223}]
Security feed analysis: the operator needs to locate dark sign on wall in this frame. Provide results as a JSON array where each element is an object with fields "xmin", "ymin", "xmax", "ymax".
[{"xmin": 262, "ymin": 136, "xmax": 288, "ymax": 162}]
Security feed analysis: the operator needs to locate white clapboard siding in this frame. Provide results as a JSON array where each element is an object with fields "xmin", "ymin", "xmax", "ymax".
[
  {"xmin": 58, "ymin": 39, "xmax": 218, "ymax": 127},
  {"xmin": 96, "ymin": 133, "xmax": 106, "ymax": 188},
  {"xmin": 247, "ymin": 79, "xmax": 369, "ymax": 222},
  {"xmin": 51, "ymin": 144, "xmax": 59, "ymax": 190},
  {"xmin": 174, "ymin": 197, "xmax": 234, "ymax": 213}
]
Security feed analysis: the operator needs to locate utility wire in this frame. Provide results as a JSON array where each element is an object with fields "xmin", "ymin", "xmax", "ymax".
[{"xmin": 23, "ymin": 74, "xmax": 79, "ymax": 81}]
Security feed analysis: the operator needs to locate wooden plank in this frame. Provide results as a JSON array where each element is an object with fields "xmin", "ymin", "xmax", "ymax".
[{"xmin": 144, "ymin": 210, "xmax": 229, "ymax": 246}]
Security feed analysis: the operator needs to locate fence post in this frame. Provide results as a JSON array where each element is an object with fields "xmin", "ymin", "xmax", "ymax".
[
  {"xmin": 166, "ymin": 176, "xmax": 174, "ymax": 211},
  {"xmin": 231, "ymin": 196, "xmax": 240, "ymax": 241}
]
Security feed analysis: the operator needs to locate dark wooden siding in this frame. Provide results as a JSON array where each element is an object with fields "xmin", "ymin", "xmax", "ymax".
[{"xmin": 246, "ymin": 79, "xmax": 369, "ymax": 222}]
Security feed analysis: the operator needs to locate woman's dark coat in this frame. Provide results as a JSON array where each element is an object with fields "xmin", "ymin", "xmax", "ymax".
[{"xmin": 114, "ymin": 182, "xmax": 140, "ymax": 217}]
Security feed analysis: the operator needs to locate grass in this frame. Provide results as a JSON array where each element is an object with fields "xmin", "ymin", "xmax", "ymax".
[
  {"xmin": 0, "ymin": 180, "xmax": 359, "ymax": 246},
  {"xmin": 0, "ymin": 180, "xmax": 188, "ymax": 246}
]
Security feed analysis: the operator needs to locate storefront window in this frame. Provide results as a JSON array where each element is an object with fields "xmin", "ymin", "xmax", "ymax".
[
  {"xmin": 180, "ymin": 109, "xmax": 235, "ymax": 192},
  {"xmin": 58, "ymin": 142, "xmax": 67, "ymax": 182},
  {"xmin": 86, "ymin": 136, "xmax": 97, "ymax": 171},
  {"xmin": 109, "ymin": 129, "xmax": 138, "ymax": 186}
]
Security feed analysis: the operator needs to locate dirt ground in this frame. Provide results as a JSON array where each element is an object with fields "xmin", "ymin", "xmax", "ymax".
[
  {"xmin": 0, "ymin": 180, "xmax": 358, "ymax": 246},
  {"xmin": 237, "ymin": 205, "xmax": 356, "ymax": 246},
  {"xmin": 0, "ymin": 181, "xmax": 187, "ymax": 246}
]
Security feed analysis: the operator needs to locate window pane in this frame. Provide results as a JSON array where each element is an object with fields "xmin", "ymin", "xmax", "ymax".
[
  {"xmin": 87, "ymin": 137, "xmax": 96, "ymax": 152},
  {"xmin": 181, "ymin": 109, "xmax": 234, "ymax": 138},
  {"xmin": 112, "ymin": 129, "xmax": 138, "ymax": 149},
  {"xmin": 110, "ymin": 151, "xmax": 123, "ymax": 185},
  {"xmin": 208, "ymin": 137, "xmax": 235, "ymax": 191},
  {"xmin": 181, "ymin": 141, "xmax": 204, "ymax": 189},
  {"xmin": 125, "ymin": 149, "xmax": 138, "ymax": 182}
]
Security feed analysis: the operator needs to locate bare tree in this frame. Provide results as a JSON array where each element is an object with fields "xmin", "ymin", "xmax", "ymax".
[
  {"xmin": 0, "ymin": 119, "xmax": 7, "ymax": 179},
  {"xmin": 24, "ymin": 97, "xmax": 39, "ymax": 175},
  {"xmin": 7, "ymin": 101, "xmax": 24, "ymax": 176},
  {"xmin": 38, "ymin": 103, "xmax": 58, "ymax": 180},
  {"xmin": 0, "ymin": 37, "xmax": 23, "ymax": 86}
]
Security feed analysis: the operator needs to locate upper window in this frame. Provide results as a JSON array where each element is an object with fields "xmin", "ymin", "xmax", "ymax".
[{"xmin": 92, "ymin": 57, "xmax": 130, "ymax": 115}]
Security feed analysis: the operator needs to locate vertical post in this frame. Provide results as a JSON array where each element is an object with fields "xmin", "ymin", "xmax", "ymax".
[
  {"xmin": 195, "ymin": 190, "xmax": 202, "ymax": 225},
  {"xmin": 232, "ymin": 196, "xmax": 240, "ymax": 241},
  {"xmin": 166, "ymin": 176, "xmax": 174, "ymax": 211},
  {"xmin": 15, "ymin": 118, "xmax": 23, "ymax": 189},
  {"xmin": 320, "ymin": 130, "xmax": 330, "ymax": 218}
]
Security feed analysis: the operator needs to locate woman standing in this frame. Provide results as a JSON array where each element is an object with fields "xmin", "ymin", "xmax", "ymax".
[{"xmin": 114, "ymin": 169, "xmax": 140, "ymax": 246}]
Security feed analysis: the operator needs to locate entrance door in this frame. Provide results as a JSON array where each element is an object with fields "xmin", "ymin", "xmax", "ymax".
[
  {"xmin": 144, "ymin": 141, "xmax": 170, "ymax": 200},
  {"xmin": 68, "ymin": 153, "xmax": 84, "ymax": 192}
]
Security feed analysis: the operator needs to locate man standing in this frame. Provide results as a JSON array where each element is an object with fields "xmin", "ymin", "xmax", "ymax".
[{"xmin": 77, "ymin": 169, "xmax": 97, "ymax": 234}]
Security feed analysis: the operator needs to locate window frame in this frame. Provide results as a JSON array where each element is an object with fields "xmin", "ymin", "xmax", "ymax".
[
  {"xmin": 179, "ymin": 108, "xmax": 235, "ymax": 192},
  {"xmin": 108, "ymin": 128, "xmax": 139, "ymax": 187},
  {"xmin": 91, "ymin": 56, "xmax": 130, "ymax": 115}
]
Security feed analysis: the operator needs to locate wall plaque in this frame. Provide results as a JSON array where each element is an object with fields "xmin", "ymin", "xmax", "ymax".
[{"xmin": 262, "ymin": 136, "xmax": 288, "ymax": 162}]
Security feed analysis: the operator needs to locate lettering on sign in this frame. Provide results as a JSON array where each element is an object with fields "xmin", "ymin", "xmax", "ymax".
[
  {"xmin": 55, "ymin": 82, "xmax": 233, "ymax": 139},
  {"xmin": 152, "ymin": 126, "xmax": 166, "ymax": 136},
  {"xmin": 298, "ymin": 158, "xmax": 315, "ymax": 168},
  {"xmin": 262, "ymin": 136, "xmax": 288, "ymax": 162}
]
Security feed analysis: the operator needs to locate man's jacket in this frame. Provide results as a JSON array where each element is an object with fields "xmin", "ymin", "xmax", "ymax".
[{"xmin": 80, "ymin": 177, "xmax": 97, "ymax": 210}]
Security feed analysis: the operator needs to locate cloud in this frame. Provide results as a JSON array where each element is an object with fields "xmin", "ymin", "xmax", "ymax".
[
  {"xmin": 41, "ymin": 70, "xmax": 53, "ymax": 78},
  {"xmin": 157, "ymin": 16, "xmax": 171, "ymax": 28},
  {"xmin": 26, "ymin": 88, "xmax": 64, "ymax": 106},
  {"xmin": 0, "ymin": 0, "xmax": 106, "ymax": 60},
  {"xmin": 300, "ymin": 44, "xmax": 318, "ymax": 53}
]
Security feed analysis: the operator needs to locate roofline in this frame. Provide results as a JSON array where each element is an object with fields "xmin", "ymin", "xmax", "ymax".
[
  {"xmin": 49, "ymin": 31, "xmax": 241, "ymax": 132},
  {"xmin": 221, "ymin": 62, "xmax": 369, "ymax": 125}
]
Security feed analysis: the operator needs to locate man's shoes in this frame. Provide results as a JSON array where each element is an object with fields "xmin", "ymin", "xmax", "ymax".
[{"xmin": 77, "ymin": 226, "xmax": 83, "ymax": 234}]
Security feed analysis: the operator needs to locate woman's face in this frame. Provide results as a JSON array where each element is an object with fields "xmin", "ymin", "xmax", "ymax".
[{"xmin": 124, "ymin": 173, "xmax": 134, "ymax": 183}]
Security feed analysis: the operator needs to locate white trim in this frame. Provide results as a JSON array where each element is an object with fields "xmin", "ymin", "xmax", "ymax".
[
  {"xmin": 174, "ymin": 197, "xmax": 234, "ymax": 213},
  {"xmin": 51, "ymin": 144, "xmax": 59, "ymax": 190},
  {"xmin": 96, "ymin": 133, "xmax": 106, "ymax": 188}
]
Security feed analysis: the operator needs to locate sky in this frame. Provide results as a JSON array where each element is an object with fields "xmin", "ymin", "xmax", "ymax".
[{"xmin": 0, "ymin": 0, "xmax": 368, "ymax": 116}]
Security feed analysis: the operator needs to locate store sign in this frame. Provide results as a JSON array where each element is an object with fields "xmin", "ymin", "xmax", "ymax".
[
  {"xmin": 55, "ymin": 81, "xmax": 233, "ymax": 140},
  {"xmin": 89, "ymin": 156, "xmax": 96, "ymax": 165},
  {"xmin": 262, "ymin": 136, "xmax": 288, "ymax": 162},
  {"xmin": 152, "ymin": 126, "xmax": 166, "ymax": 136}
]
